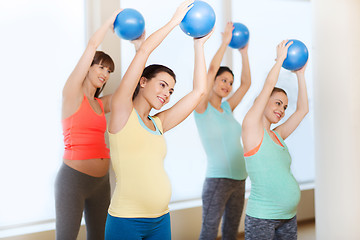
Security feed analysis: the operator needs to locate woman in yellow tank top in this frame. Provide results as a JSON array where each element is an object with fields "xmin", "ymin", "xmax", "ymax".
[{"xmin": 105, "ymin": 1, "xmax": 214, "ymax": 239}]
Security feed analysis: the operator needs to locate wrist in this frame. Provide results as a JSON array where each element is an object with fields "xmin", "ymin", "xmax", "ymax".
[
  {"xmin": 221, "ymin": 41, "xmax": 229, "ymax": 47},
  {"xmin": 296, "ymin": 72, "xmax": 305, "ymax": 78},
  {"xmin": 277, "ymin": 57, "xmax": 286, "ymax": 63},
  {"xmin": 240, "ymin": 51, "xmax": 248, "ymax": 57}
]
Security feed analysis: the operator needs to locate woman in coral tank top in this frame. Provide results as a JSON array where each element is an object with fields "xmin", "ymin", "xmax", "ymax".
[{"xmin": 55, "ymin": 10, "xmax": 144, "ymax": 240}]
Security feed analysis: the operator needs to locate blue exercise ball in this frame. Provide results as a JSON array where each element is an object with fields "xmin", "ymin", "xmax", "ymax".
[
  {"xmin": 229, "ymin": 23, "xmax": 249, "ymax": 49},
  {"xmin": 180, "ymin": 1, "xmax": 216, "ymax": 38},
  {"xmin": 114, "ymin": 9, "xmax": 145, "ymax": 40},
  {"xmin": 282, "ymin": 39, "xmax": 309, "ymax": 71}
]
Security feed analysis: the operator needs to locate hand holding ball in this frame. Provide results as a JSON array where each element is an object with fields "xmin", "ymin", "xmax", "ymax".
[
  {"xmin": 180, "ymin": 1, "xmax": 216, "ymax": 38},
  {"xmin": 229, "ymin": 23, "xmax": 249, "ymax": 49},
  {"xmin": 282, "ymin": 39, "xmax": 308, "ymax": 71},
  {"xmin": 114, "ymin": 9, "xmax": 145, "ymax": 40}
]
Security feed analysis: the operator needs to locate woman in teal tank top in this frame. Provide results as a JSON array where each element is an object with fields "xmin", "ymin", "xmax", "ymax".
[
  {"xmin": 242, "ymin": 40, "xmax": 309, "ymax": 240},
  {"xmin": 194, "ymin": 22, "xmax": 251, "ymax": 240},
  {"xmin": 106, "ymin": 1, "xmax": 214, "ymax": 239}
]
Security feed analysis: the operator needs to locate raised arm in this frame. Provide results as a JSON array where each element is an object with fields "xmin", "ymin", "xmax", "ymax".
[
  {"xmin": 274, "ymin": 62, "xmax": 309, "ymax": 140},
  {"xmin": 62, "ymin": 10, "xmax": 120, "ymax": 101},
  {"xmin": 100, "ymin": 31, "xmax": 146, "ymax": 114},
  {"xmin": 109, "ymin": 0, "xmax": 194, "ymax": 133},
  {"xmin": 195, "ymin": 22, "xmax": 234, "ymax": 113},
  {"xmin": 227, "ymin": 43, "xmax": 251, "ymax": 111},
  {"xmin": 242, "ymin": 40, "xmax": 291, "ymax": 152},
  {"xmin": 157, "ymin": 29, "xmax": 214, "ymax": 133}
]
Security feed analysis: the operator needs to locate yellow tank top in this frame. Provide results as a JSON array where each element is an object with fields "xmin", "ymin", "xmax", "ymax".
[{"xmin": 108, "ymin": 108, "xmax": 171, "ymax": 218}]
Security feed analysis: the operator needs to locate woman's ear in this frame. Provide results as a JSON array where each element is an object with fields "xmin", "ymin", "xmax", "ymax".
[{"xmin": 140, "ymin": 77, "xmax": 147, "ymax": 88}]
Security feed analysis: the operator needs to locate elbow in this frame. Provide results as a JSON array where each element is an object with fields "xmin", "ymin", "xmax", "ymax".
[
  {"xmin": 241, "ymin": 80, "xmax": 251, "ymax": 92},
  {"xmin": 194, "ymin": 89, "xmax": 206, "ymax": 102},
  {"xmin": 245, "ymin": 81, "xmax": 251, "ymax": 91},
  {"xmin": 304, "ymin": 107, "xmax": 309, "ymax": 116},
  {"xmin": 304, "ymin": 102, "xmax": 310, "ymax": 115},
  {"xmin": 197, "ymin": 89, "xmax": 206, "ymax": 99},
  {"xmin": 300, "ymin": 106, "xmax": 309, "ymax": 118}
]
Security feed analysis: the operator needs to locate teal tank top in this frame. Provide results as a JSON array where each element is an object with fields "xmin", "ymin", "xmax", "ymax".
[
  {"xmin": 194, "ymin": 101, "xmax": 247, "ymax": 180},
  {"xmin": 245, "ymin": 130, "xmax": 301, "ymax": 219}
]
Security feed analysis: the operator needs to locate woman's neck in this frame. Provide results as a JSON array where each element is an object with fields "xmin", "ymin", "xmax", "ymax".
[
  {"xmin": 262, "ymin": 116, "xmax": 272, "ymax": 131},
  {"xmin": 209, "ymin": 92, "xmax": 223, "ymax": 110},
  {"xmin": 82, "ymin": 78, "xmax": 97, "ymax": 98},
  {"xmin": 133, "ymin": 97, "xmax": 152, "ymax": 119}
]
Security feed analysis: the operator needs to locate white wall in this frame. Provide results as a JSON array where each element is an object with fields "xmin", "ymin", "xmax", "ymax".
[
  {"xmin": 0, "ymin": 0, "xmax": 85, "ymax": 229},
  {"xmin": 313, "ymin": 0, "xmax": 360, "ymax": 239}
]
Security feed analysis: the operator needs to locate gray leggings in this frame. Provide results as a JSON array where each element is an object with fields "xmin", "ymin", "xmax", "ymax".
[
  {"xmin": 245, "ymin": 215, "xmax": 297, "ymax": 240},
  {"xmin": 55, "ymin": 163, "xmax": 110, "ymax": 240},
  {"xmin": 199, "ymin": 178, "xmax": 246, "ymax": 240}
]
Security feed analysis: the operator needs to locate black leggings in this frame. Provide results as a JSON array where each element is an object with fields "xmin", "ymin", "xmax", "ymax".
[
  {"xmin": 199, "ymin": 178, "xmax": 246, "ymax": 240},
  {"xmin": 245, "ymin": 215, "xmax": 297, "ymax": 240},
  {"xmin": 55, "ymin": 163, "xmax": 110, "ymax": 240}
]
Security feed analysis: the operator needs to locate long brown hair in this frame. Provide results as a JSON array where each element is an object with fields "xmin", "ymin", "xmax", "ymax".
[{"xmin": 91, "ymin": 51, "xmax": 115, "ymax": 98}]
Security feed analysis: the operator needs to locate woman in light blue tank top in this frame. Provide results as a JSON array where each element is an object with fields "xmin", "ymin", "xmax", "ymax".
[
  {"xmin": 242, "ymin": 40, "xmax": 309, "ymax": 240},
  {"xmin": 194, "ymin": 22, "xmax": 251, "ymax": 240}
]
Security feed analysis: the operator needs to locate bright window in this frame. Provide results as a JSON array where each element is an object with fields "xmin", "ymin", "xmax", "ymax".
[{"xmin": 0, "ymin": 0, "xmax": 85, "ymax": 229}]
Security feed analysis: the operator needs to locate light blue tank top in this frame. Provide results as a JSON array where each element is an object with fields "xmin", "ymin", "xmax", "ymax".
[
  {"xmin": 194, "ymin": 101, "xmax": 247, "ymax": 180},
  {"xmin": 245, "ymin": 130, "xmax": 301, "ymax": 219}
]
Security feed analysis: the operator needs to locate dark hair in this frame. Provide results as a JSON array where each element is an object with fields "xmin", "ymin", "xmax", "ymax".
[
  {"xmin": 91, "ymin": 51, "xmax": 115, "ymax": 98},
  {"xmin": 215, "ymin": 66, "xmax": 234, "ymax": 79},
  {"xmin": 271, "ymin": 87, "xmax": 287, "ymax": 96},
  {"xmin": 132, "ymin": 64, "xmax": 176, "ymax": 100}
]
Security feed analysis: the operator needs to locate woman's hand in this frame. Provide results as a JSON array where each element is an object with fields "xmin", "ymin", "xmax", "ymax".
[
  {"xmin": 194, "ymin": 28, "xmax": 214, "ymax": 46},
  {"xmin": 276, "ymin": 39, "xmax": 292, "ymax": 63},
  {"xmin": 131, "ymin": 30, "xmax": 146, "ymax": 52},
  {"xmin": 239, "ymin": 42, "xmax": 249, "ymax": 54},
  {"xmin": 109, "ymin": 9, "xmax": 123, "ymax": 32},
  {"xmin": 170, "ymin": 0, "xmax": 195, "ymax": 25},
  {"xmin": 293, "ymin": 60, "xmax": 308, "ymax": 76},
  {"xmin": 222, "ymin": 22, "xmax": 234, "ymax": 46}
]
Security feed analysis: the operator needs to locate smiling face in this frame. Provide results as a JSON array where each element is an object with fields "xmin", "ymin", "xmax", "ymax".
[
  {"xmin": 264, "ymin": 91, "xmax": 289, "ymax": 124},
  {"xmin": 88, "ymin": 63, "xmax": 112, "ymax": 89},
  {"xmin": 87, "ymin": 51, "xmax": 115, "ymax": 98},
  {"xmin": 213, "ymin": 71, "xmax": 234, "ymax": 98},
  {"xmin": 141, "ymin": 71, "xmax": 176, "ymax": 110}
]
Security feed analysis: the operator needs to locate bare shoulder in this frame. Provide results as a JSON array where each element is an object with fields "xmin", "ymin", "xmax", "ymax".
[{"xmin": 62, "ymin": 91, "xmax": 84, "ymax": 119}]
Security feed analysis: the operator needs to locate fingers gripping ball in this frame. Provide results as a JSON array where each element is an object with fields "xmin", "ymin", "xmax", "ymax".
[
  {"xmin": 114, "ymin": 9, "xmax": 145, "ymax": 40},
  {"xmin": 229, "ymin": 23, "xmax": 249, "ymax": 49},
  {"xmin": 282, "ymin": 39, "xmax": 309, "ymax": 71},
  {"xmin": 180, "ymin": 1, "xmax": 216, "ymax": 38}
]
